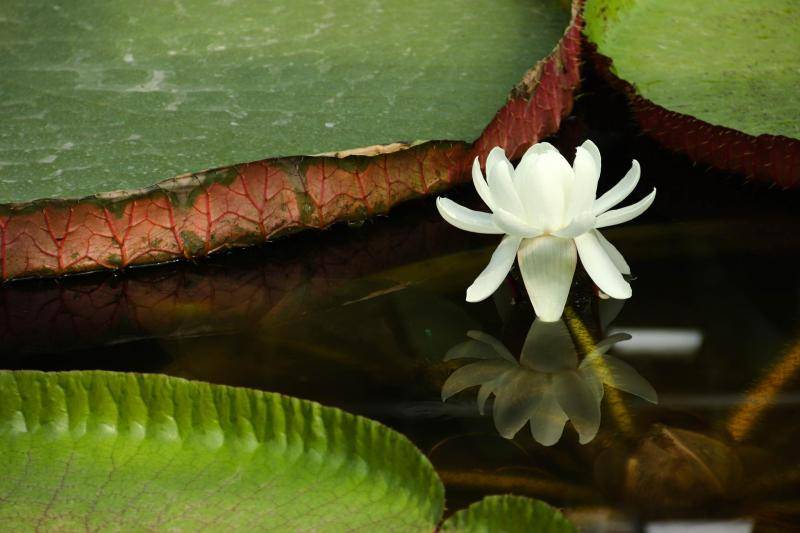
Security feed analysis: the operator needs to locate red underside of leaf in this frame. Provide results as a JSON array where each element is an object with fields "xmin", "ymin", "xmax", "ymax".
[
  {"xmin": 0, "ymin": 214, "xmax": 479, "ymax": 355},
  {"xmin": 588, "ymin": 44, "xmax": 800, "ymax": 189},
  {"xmin": 0, "ymin": 1, "xmax": 583, "ymax": 281}
]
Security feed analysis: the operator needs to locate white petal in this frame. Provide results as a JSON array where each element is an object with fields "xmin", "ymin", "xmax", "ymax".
[
  {"xmin": 486, "ymin": 149, "xmax": 525, "ymax": 217},
  {"xmin": 566, "ymin": 145, "xmax": 600, "ymax": 220},
  {"xmin": 580, "ymin": 353, "xmax": 658, "ymax": 404},
  {"xmin": 492, "ymin": 370, "xmax": 548, "ymax": 439},
  {"xmin": 530, "ymin": 384, "xmax": 569, "ymax": 446},
  {"xmin": 594, "ymin": 229, "xmax": 631, "ymax": 275},
  {"xmin": 519, "ymin": 141, "xmax": 559, "ymax": 161},
  {"xmin": 553, "ymin": 370, "xmax": 602, "ymax": 444},
  {"xmin": 574, "ymin": 232, "xmax": 632, "ymax": 299},
  {"xmin": 466, "ymin": 235, "xmax": 522, "ymax": 302},
  {"xmin": 492, "ymin": 207, "xmax": 541, "ymax": 238},
  {"xmin": 486, "ymin": 146, "xmax": 508, "ymax": 178},
  {"xmin": 471, "ymin": 157, "xmax": 494, "ymax": 210},
  {"xmin": 520, "ymin": 318, "xmax": 578, "ymax": 373},
  {"xmin": 441, "ymin": 360, "xmax": 516, "ymax": 401},
  {"xmin": 517, "ymin": 151, "xmax": 572, "ymax": 230},
  {"xmin": 514, "ymin": 141, "xmax": 558, "ymax": 190},
  {"xmin": 593, "ymin": 160, "xmax": 640, "ymax": 215},
  {"xmin": 595, "ymin": 188, "xmax": 656, "ymax": 229},
  {"xmin": 467, "ymin": 330, "xmax": 517, "ymax": 363},
  {"xmin": 517, "ymin": 236, "xmax": 577, "ymax": 322},
  {"xmin": 436, "ymin": 197, "xmax": 503, "ymax": 234},
  {"xmin": 553, "ymin": 212, "xmax": 595, "ymax": 239},
  {"xmin": 580, "ymin": 139, "xmax": 602, "ymax": 172}
]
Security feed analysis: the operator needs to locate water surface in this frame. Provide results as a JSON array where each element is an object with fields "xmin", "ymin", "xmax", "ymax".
[{"xmin": 2, "ymin": 71, "xmax": 799, "ymax": 529}]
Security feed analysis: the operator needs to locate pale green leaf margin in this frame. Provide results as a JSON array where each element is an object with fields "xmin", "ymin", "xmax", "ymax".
[
  {"xmin": 0, "ymin": 370, "xmax": 443, "ymax": 531},
  {"xmin": 440, "ymin": 495, "xmax": 577, "ymax": 533}
]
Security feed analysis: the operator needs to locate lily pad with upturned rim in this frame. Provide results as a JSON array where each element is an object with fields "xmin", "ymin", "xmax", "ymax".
[
  {"xmin": 1, "ymin": 0, "xmax": 569, "ymax": 203},
  {"xmin": 0, "ymin": 370, "xmax": 577, "ymax": 531},
  {"xmin": 0, "ymin": 0, "xmax": 583, "ymax": 281},
  {"xmin": 0, "ymin": 370, "xmax": 442, "ymax": 530},
  {"xmin": 584, "ymin": 0, "xmax": 800, "ymax": 188},
  {"xmin": 440, "ymin": 494, "xmax": 577, "ymax": 532}
]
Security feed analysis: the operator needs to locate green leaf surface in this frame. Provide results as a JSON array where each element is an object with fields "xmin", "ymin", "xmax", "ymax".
[
  {"xmin": 584, "ymin": 0, "xmax": 800, "ymax": 139},
  {"xmin": 0, "ymin": 0, "xmax": 570, "ymax": 203},
  {"xmin": 0, "ymin": 370, "xmax": 443, "ymax": 530},
  {"xmin": 441, "ymin": 495, "xmax": 576, "ymax": 532}
]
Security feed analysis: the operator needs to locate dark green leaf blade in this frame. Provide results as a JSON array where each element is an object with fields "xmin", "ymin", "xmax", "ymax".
[{"xmin": 0, "ymin": 0, "xmax": 570, "ymax": 203}]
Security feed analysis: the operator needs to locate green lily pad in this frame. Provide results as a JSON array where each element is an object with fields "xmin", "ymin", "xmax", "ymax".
[
  {"xmin": 0, "ymin": 0, "xmax": 570, "ymax": 203},
  {"xmin": 584, "ymin": 0, "xmax": 800, "ymax": 187},
  {"xmin": 584, "ymin": 0, "xmax": 799, "ymax": 140},
  {"xmin": 0, "ymin": 370, "xmax": 443, "ymax": 530},
  {"xmin": 440, "ymin": 495, "xmax": 576, "ymax": 532},
  {"xmin": 0, "ymin": 371, "xmax": 581, "ymax": 529}
]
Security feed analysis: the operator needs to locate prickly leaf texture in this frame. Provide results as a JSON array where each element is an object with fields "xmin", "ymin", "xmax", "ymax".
[
  {"xmin": 441, "ymin": 495, "xmax": 577, "ymax": 532},
  {"xmin": 0, "ymin": 371, "xmax": 444, "ymax": 530}
]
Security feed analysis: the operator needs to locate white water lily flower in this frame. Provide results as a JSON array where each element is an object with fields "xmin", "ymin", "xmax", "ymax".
[
  {"xmin": 436, "ymin": 141, "xmax": 655, "ymax": 321},
  {"xmin": 441, "ymin": 319, "xmax": 657, "ymax": 445}
]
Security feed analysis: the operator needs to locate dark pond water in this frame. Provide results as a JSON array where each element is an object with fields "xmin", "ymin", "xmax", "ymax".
[{"xmin": 2, "ymin": 70, "xmax": 799, "ymax": 530}]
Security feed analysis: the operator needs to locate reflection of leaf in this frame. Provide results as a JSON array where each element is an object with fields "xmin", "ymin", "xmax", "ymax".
[
  {"xmin": 389, "ymin": 290, "xmax": 482, "ymax": 363},
  {"xmin": 164, "ymin": 284, "xmax": 480, "ymax": 401},
  {"xmin": 278, "ymin": 285, "xmax": 481, "ymax": 366},
  {"xmin": 440, "ymin": 495, "xmax": 576, "ymax": 532},
  {"xmin": 0, "ymin": 217, "xmax": 482, "ymax": 356},
  {"xmin": 442, "ymin": 319, "xmax": 657, "ymax": 445},
  {"xmin": 0, "ymin": 370, "xmax": 443, "ymax": 529}
]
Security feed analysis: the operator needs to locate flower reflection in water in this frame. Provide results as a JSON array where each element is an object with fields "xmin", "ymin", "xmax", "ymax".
[{"xmin": 442, "ymin": 319, "xmax": 657, "ymax": 445}]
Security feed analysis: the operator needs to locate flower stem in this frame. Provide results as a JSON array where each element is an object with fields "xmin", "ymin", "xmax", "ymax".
[
  {"xmin": 564, "ymin": 306, "xmax": 636, "ymax": 438},
  {"xmin": 727, "ymin": 335, "xmax": 800, "ymax": 442}
]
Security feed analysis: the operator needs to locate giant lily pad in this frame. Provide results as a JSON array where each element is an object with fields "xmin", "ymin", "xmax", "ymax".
[
  {"xmin": 0, "ymin": 0, "xmax": 582, "ymax": 280},
  {"xmin": 440, "ymin": 495, "xmax": 576, "ymax": 532},
  {"xmin": 0, "ymin": 370, "xmax": 440, "ymax": 529},
  {"xmin": 584, "ymin": 0, "xmax": 800, "ymax": 187},
  {"xmin": 0, "ymin": 370, "xmax": 576, "ymax": 530}
]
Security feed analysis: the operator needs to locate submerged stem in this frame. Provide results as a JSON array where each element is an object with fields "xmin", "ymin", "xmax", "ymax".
[
  {"xmin": 563, "ymin": 306, "xmax": 635, "ymax": 438},
  {"xmin": 727, "ymin": 336, "xmax": 800, "ymax": 442},
  {"xmin": 437, "ymin": 469, "xmax": 598, "ymax": 503}
]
